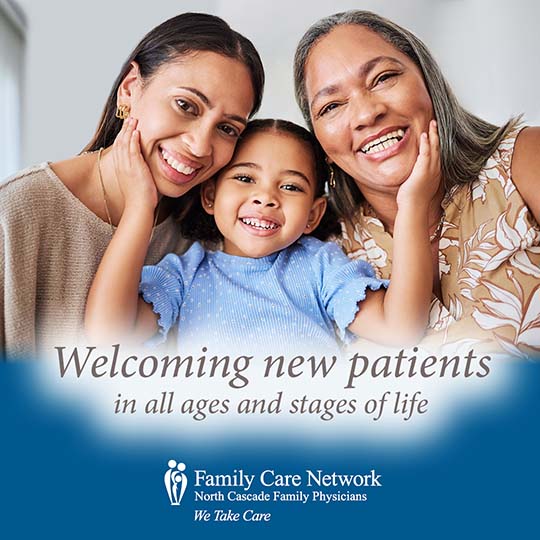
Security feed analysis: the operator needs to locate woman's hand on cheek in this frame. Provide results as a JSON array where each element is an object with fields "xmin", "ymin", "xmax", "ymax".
[
  {"xmin": 112, "ymin": 117, "xmax": 159, "ymax": 212},
  {"xmin": 396, "ymin": 120, "xmax": 441, "ymax": 210}
]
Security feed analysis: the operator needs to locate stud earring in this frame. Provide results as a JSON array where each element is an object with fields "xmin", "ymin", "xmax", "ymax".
[
  {"xmin": 115, "ymin": 104, "xmax": 130, "ymax": 120},
  {"xmin": 207, "ymin": 202, "xmax": 213, "ymax": 208}
]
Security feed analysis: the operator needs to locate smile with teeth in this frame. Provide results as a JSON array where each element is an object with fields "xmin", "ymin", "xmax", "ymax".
[
  {"xmin": 161, "ymin": 148, "xmax": 197, "ymax": 175},
  {"xmin": 361, "ymin": 129, "xmax": 405, "ymax": 154},
  {"xmin": 240, "ymin": 217, "xmax": 280, "ymax": 230}
]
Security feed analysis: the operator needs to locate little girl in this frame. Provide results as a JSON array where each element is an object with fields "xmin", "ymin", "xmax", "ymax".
[{"xmin": 85, "ymin": 118, "xmax": 439, "ymax": 354}]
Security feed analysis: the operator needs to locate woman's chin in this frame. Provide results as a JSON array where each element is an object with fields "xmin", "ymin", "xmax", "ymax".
[
  {"xmin": 154, "ymin": 177, "xmax": 199, "ymax": 199},
  {"xmin": 368, "ymin": 161, "xmax": 416, "ymax": 192},
  {"xmin": 352, "ymin": 170, "xmax": 413, "ymax": 195}
]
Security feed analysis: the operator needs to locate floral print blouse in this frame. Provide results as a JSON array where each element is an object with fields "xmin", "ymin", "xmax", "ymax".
[{"xmin": 339, "ymin": 126, "xmax": 540, "ymax": 358}]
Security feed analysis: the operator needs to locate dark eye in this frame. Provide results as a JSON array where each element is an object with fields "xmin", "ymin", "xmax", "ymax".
[
  {"xmin": 319, "ymin": 102, "xmax": 340, "ymax": 117},
  {"xmin": 374, "ymin": 72, "xmax": 398, "ymax": 86},
  {"xmin": 234, "ymin": 174, "xmax": 254, "ymax": 183},
  {"xmin": 219, "ymin": 124, "xmax": 240, "ymax": 138},
  {"xmin": 281, "ymin": 184, "xmax": 304, "ymax": 193},
  {"xmin": 176, "ymin": 99, "xmax": 197, "ymax": 114}
]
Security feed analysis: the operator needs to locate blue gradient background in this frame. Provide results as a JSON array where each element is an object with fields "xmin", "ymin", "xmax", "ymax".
[{"xmin": 1, "ymin": 362, "xmax": 538, "ymax": 539}]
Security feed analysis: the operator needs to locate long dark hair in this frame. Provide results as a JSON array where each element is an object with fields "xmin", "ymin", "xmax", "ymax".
[
  {"xmin": 83, "ymin": 12, "xmax": 264, "ymax": 153},
  {"xmin": 180, "ymin": 118, "xmax": 340, "ymax": 243}
]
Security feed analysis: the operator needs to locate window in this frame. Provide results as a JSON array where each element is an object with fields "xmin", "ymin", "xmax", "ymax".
[{"xmin": 0, "ymin": 0, "xmax": 25, "ymax": 180}]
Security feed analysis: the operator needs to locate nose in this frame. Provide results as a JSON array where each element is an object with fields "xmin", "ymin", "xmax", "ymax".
[
  {"xmin": 350, "ymin": 93, "xmax": 387, "ymax": 130},
  {"xmin": 253, "ymin": 198, "xmax": 276, "ymax": 208},
  {"xmin": 182, "ymin": 119, "xmax": 213, "ymax": 158},
  {"xmin": 251, "ymin": 185, "xmax": 279, "ymax": 208}
]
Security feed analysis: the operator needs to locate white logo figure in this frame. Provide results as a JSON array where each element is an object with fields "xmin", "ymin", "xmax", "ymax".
[{"xmin": 164, "ymin": 460, "xmax": 188, "ymax": 506}]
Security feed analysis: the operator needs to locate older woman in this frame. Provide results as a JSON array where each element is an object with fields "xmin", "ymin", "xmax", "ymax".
[
  {"xmin": 294, "ymin": 11, "xmax": 540, "ymax": 356},
  {"xmin": 0, "ymin": 13, "xmax": 264, "ymax": 359}
]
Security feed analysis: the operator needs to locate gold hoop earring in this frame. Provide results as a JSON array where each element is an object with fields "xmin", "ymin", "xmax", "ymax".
[
  {"xmin": 115, "ymin": 104, "xmax": 130, "ymax": 120},
  {"xmin": 328, "ymin": 165, "xmax": 336, "ymax": 189}
]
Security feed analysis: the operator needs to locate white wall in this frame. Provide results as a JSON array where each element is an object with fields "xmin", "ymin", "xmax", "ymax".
[
  {"xmin": 0, "ymin": 1, "xmax": 24, "ymax": 178},
  {"xmin": 15, "ymin": 0, "xmax": 540, "ymax": 168}
]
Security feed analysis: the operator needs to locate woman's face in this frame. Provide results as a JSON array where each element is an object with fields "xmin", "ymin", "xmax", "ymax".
[
  {"xmin": 122, "ymin": 51, "xmax": 255, "ymax": 198},
  {"xmin": 304, "ymin": 25, "xmax": 434, "ymax": 197}
]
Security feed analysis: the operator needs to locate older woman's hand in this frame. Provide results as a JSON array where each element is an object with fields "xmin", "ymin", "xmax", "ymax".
[
  {"xmin": 396, "ymin": 120, "xmax": 441, "ymax": 210},
  {"xmin": 111, "ymin": 117, "xmax": 159, "ymax": 212}
]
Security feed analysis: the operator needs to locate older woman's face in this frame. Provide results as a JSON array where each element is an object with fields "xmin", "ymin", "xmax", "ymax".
[{"xmin": 305, "ymin": 25, "xmax": 434, "ymax": 197}]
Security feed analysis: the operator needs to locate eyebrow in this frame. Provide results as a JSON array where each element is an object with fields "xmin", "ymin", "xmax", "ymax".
[
  {"xmin": 228, "ymin": 162, "xmax": 312, "ymax": 185},
  {"xmin": 283, "ymin": 169, "xmax": 311, "ymax": 185},
  {"xmin": 178, "ymin": 86, "xmax": 247, "ymax": 126},
  {"xmin": 309, "ymin": 55, "xmax": 405, "ymax": 111}
]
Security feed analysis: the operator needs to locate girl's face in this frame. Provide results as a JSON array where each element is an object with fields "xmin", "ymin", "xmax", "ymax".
[
  {"xmin": 304, "ymin": 25, "xmax": 434, "ymax": 198},
  {"xmin": 202, "ymin": 131, "xmax": 327, "ymax": 258},
  {"xmin": 120, "ymin": 51, "xmax": 255, "ymax": 198}
]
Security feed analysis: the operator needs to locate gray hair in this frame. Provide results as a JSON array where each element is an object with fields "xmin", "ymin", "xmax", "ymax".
[{"xmin": 294, "ymin": 10, "xmax": 519, "ymax": 221}]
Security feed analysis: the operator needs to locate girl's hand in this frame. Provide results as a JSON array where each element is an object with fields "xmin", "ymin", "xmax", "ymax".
[
  {"xmin": 112, "ymin": 117, "xmax": 159, "ymax": 212},
  {"xmin": 396, "ymin": 120, "xmax": 441, "ymax": 209}
]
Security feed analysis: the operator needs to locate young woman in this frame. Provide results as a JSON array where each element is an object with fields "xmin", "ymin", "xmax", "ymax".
[{"xmin": 0, "ymin": 13, "xmax": 264, "ymax": 359}]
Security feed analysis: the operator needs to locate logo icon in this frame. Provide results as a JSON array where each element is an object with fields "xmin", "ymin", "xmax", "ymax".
[{"xmin": 164, "ymin": 460, "xmax": 188, "ymax": 506}]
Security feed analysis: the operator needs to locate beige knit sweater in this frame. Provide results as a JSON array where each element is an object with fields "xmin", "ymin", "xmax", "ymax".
[{"xmin": 0, "ymin": 163, "xmax": 190, "ymax": 360}]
